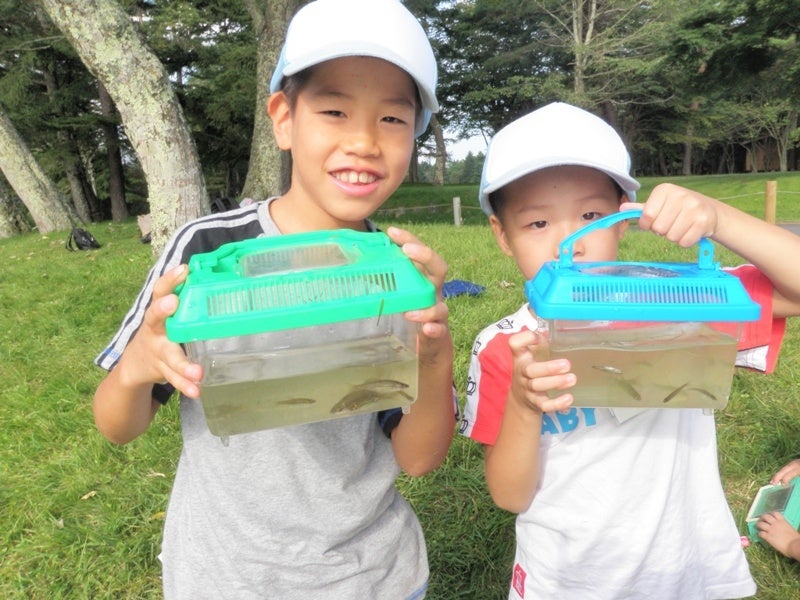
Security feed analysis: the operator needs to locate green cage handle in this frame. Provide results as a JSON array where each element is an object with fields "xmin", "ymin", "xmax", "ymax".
[{"xmin": 557, "ymin": 208, "xmax": 716, "ymax": 269}]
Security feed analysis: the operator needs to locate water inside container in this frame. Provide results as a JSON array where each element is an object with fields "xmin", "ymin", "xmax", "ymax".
[
  {"xmin": 199, "ymin": 336, "xmax": 417, "ymax": 435},
  {"xmin": 542, "ymin": 322, "xmax": 738, "ymax": 408}
]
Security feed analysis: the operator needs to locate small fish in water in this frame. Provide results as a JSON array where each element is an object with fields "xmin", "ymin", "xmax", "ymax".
[
  {"xmin": 613, "ymin": 378, "xmax": 641, "ymax": 402},
  {"xmin": 663, "ymin": 382, "xmax": 689, "ymax": 404},
  {"xmin": 686, "ymin": 387, "xmax": 717, "ymax": 402},
  {"xmin": 331, "ymin": 388, "xmax": 382, "ymax": 414},
  {"xmin": 355, "ymin": 379, "xmax": 410, "ymax": 393},
  {"xmin": 592, "ymin": 365, "xmax": 638, "ymax": 401},
  {"xmin": 276, "ymin": 397, "xmax": 316, "ymax": 406}
]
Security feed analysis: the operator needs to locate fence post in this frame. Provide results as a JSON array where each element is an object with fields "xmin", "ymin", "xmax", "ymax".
[
  {"xmin": 765, "ymin": 180, "xmax": 777, "ymax": 224},
  {"xmin": 453, "ymin": 196, "xmax": 462, "ymax": 226}
]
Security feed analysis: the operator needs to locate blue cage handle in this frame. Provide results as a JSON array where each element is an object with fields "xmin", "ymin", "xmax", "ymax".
[{"xmin": 558, "ymin": 208, "xmax": 716, "ymax": 269}]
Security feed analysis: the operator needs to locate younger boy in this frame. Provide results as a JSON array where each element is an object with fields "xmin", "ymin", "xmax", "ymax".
[
  {"xmin": 461, "ymin": 101, "xmax": 800, "ymax": 599},
  {"xmin": 93, "ymin": 1, "xmax": 456, "ymax": 597}
]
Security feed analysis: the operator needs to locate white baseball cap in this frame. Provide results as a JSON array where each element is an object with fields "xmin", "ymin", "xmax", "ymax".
[
  {"xmin": 479, "ymin": 102, "xmax": 640, "ymax": 215},
  {"xmin": 269, "ymin": 0, "xmax": 439, "ymax": 138}
]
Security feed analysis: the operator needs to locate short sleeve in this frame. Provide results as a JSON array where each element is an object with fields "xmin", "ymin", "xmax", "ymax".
[{"xmin": 728, "ymin": 264, "xmax": 786, "ymax": 373}]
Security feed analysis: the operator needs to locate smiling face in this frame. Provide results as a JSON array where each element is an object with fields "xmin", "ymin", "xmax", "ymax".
[
  {"xmin": 267, "ymin": 56, "xmax": 417, "ymax": 233},
  {"xmin": 489, "ymin": 165, "xmax": 628, "ymax": 281}
]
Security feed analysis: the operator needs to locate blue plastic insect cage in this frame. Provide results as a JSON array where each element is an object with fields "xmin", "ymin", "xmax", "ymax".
[{"xmin": 525, "ymin": 208, "xmax": 761, "ymax": 322}]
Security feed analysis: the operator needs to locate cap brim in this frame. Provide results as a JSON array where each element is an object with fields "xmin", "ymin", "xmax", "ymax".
[{"xmin": 480, "ymin": 158, "xmax": 640, "ymax": 214}]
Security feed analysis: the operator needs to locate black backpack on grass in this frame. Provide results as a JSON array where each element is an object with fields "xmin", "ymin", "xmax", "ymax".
[{"xmin": 66, "ymin": 227, "xmax": 101, "ymax": 251}]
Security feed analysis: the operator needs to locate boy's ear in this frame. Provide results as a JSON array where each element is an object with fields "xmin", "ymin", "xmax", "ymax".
[
  {"xmin": 489, "ymin": 215, "xmax": 514, "ymax": 257},
  {"xmin": 268, "ymin": 92, "xmax": 293, "ymax": 151},
  {"xmin": 617, "ymin": 219, "xmax": 629, "ymax": 240},
  {"xmin": 616, "ymin": 197, "xmax": 633, "ymax": 240}
]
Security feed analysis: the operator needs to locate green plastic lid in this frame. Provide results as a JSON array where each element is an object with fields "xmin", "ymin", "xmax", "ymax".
[{"xmin": 166, "ymin": 229, "xmax": 436, "ymax": 342}]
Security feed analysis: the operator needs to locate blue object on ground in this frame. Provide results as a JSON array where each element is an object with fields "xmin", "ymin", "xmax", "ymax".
[{"xmin": 442, "ymin": 279, "xmax": 486, "ymax": 298}]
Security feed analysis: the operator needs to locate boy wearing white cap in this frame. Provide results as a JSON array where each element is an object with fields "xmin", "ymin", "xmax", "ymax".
[
  {"xmin": 93, "ymin": 1, "xmax": 455, "ymax": 598},
  {"xmin": 461, "ymin": 102, "xmax": 800, "ymax": 599}
]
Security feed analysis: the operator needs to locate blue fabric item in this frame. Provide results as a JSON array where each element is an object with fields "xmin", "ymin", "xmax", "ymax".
[
  {"xmin": 442, "ymin": 279, "xmax": 486, "ymax": 298},
  {"xmin": 378, "ymin": 408, "xmax": 403, "ymax": 437}
]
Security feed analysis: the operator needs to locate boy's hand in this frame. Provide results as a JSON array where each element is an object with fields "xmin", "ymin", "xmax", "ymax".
[
  {"xmin": 121, "ymin": 265, "xmax": 204, "ymax": 398},
  {"xmin": 621, "ymin": 183, "xmax": 721, "ymax": 248},
  {"xmin": 386, "ymin": 226, "xmax": 450, "ymax": 344},
  {"xmin": 508, "ymin": 329, "xmax": 575, "ymax": 414},
  {"xmin": 771, "ymin": 459, "xmax": 800, "ymax": 486},
  {"xmin": 384, "ymin": 227, "xmax": 454, "ymax": 476}
]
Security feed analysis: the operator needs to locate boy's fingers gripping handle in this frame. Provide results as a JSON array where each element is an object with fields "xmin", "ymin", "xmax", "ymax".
[{"xmin": 557, "ymin": 208, "xmax": 715, "ymax": 269}]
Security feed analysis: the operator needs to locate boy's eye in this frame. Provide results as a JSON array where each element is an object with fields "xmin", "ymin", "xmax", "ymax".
[
  {"xmin": 528, "ymin": 220, "xmax": 547, "ymax": 230},
  {"xmin": 321, "ymin": 109, "xmax": 346, "ymax": 118},
  {"xmin": 582, "ymin": 211, "xmax": 604, "ymax": 221}
]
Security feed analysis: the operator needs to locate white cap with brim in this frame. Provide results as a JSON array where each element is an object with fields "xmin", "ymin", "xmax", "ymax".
[
  {"xmin": 479, "ymin": 102, "xmax": 640, "ymax": 215},
  {"xmin": 269, "ymin": 0, "xmax": 439, "ymax": 138}
]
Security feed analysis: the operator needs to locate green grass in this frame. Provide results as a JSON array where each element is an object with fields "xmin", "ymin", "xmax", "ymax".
[
  {"xmin": 385, "ymin": 171, "xmax": 800, "ymax": 225},
  {"xmin": 3, "ymin": 173, "xmax": 800, "ymax": 598}
]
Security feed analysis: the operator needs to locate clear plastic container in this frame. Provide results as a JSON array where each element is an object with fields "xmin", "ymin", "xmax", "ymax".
[
  {"xmin": 536, "ymin": 318, "xmax": 741, "ymax": 408},
  {"xmin": 526, "ymin": 209, "xmax": 760, "ymax": 410},
  {"xmin": 167, "ymin": 230, "xmax": 435, "ymax": 435},
  {"xmin": 746, "ymin": 476, "xmax": 800, "ymax": 542},
  {"xmin": 186, "ymin": 312, "xmax": 419, "ymax": 435}
]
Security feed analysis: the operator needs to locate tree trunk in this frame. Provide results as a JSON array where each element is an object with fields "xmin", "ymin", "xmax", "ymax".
[
  {"xmin": 37, "ymin": 0, "xmax": 208, "ymax": 255},
  {"xmin": 408, "ymin": 144, "xmax": 419, "ymax": 183},
  {"xmin": 430, "ymin": 114, "xmax": 446, "ymax": 186},
  {"xmin": 682, "ymin": 99, "xmax": 700, "ymax": 176},
  {"xmin": 681, "ymin": 132, "xmax": 693, "ymax": 176},
  {"xmin": 98, "ymin": 80, "xmax": 129, "ymax": 221},
  {"xmin": 776, "ymin": 109, "xmax": 796, "ymax": 173},
  {"xmin": 0, "ymin": 175, "xmax": 32, "ymax": 238},
  {"xmin": 658, "ymin": 148, "xmax": 668, "ymax": 176},
  {"xmin": 64, "ymin": 158, "xmax": 92, "ymax": 222},
  {"xmin": 750, "ymin": 142, "xmax": 760, "ymax": 173},
  {"xmin": 571, "ymin": 0, "xmax": 596, "ymax": 97},
  {"xmin": 39, "ymin": 62, "xmax": 96, "ymax": 223},
  {"xmin": 241, "ymin": 0, "xmax": 301, "ymax": 201},
  {"xmin": 0, "ymin": 106, "xmax": 76, "ymax": 233}
]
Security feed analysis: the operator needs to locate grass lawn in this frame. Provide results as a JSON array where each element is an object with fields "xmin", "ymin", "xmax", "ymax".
[{"xmin": 3, "ymin": 172, "xmax": 800, "ymax": 598}]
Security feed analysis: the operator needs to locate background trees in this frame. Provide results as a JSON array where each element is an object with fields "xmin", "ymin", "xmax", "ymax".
[
  {"xmin": 0, "ymin": 0, "xmax": 798, "ymax": 243},
  {"xmin": 36, "ymin": 0, "xmax": 209, "ymax": 253}
]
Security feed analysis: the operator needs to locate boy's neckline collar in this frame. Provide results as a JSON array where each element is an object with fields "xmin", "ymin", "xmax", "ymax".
[{"xmin": 263, "ymin": 195, "xmax": 375, "ymax": 235}]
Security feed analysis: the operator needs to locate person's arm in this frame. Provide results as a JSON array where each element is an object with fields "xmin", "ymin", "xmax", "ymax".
[
  {"xmin": 782, "ymin": 535, "xmax": 800, "ymax": 561},
  {"xmin": 757, "ymin": 511, "xmax": 800, "ymax": 561},
  {"xmin": 384, "ymin": 227, "xmax": 456, "ymax": 476},
  {"xmin": 771, "ymin": 459, "xmax": 800, "ymax": 486},
  {"xmin": 483, "ymin": 329, "xmax": 574, "ymax": 513},
  {"xmin": 624, "ymin": 186, "xmax": 800, "ymax": 318},
  {"xmin": 93, "ymin": 265, "xmax": 203, "ymax": 444}
]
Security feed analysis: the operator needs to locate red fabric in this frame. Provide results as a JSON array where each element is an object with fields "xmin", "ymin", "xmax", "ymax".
[
  {"xmin": 469, "ymin": 329, "xmax": 517, "ymax": 445},
  {"xmin": 729, "ymin": 264, "xmax": 785, "ymax": 373}
]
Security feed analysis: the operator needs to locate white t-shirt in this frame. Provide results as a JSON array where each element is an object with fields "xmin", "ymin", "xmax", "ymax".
[
  {"xmin": 96, "ymin": 200, "xmax": 429, "ymax": 599},
  {"xmin": 461, "ymin": 266, "xmax": 783, "ymax": 599}
]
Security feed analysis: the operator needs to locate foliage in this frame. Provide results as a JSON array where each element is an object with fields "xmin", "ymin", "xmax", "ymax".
[
  {"xmin": 434, "ymin": 0, "xmax": 568, "ymax": 137},
  {"xmin": 0, "ymin": 0, "xmax": 110, "ymax": 211},
  {"xmin": 417, "ymin": 151, "xmax": 486, "ymax": 186},
  {"xmin": 137, "ymin": 0, "xmax": 257, "ymax": 198},
  {"xmin": 2, "ymin": 0, "xmax": 800, "ymax": 236},
  {"xmin": 644, "ymin": 0, "xmax": 800, "ymax": 175}
]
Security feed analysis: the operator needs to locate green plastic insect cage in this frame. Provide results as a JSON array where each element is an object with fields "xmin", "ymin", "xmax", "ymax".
[
  {"xmin": 746, "ymin": 477, "xmax": 800, "ymax": 543},
  {"xmin": 166, "ymin": 229, "xmax": 436, "ymax": 436},
  {"xmin": 524, "ymin": 209, "xmax": 760, "ymax": 410}
]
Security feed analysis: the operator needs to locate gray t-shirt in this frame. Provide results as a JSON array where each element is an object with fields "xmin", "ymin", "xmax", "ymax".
[{"xmin": 96, "ymin": 199, "xmax": 428, "ymax": 598}]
